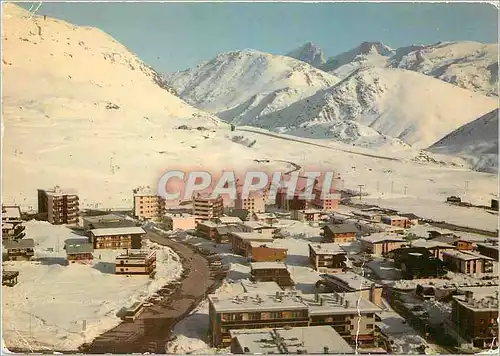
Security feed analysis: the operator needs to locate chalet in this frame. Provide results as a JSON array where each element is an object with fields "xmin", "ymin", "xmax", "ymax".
[
  {"xmin": 442, "ymin": 250, "xmax": 496, "ymax": 275},
  {"xmin": 381, "ymin": 215, "xmax": 411, "ymax": 229},
  {"xmin": 359, "ymin": 234, "xmax": 406, "ymax": 256},
  {"xmin": 65, "ymin": 242, "xmax": 94, "ymax": 262},
  {"xmin": 250, "ymin": 262, "xmax": 294, "ymax": 288},
  {"xmin": 230, "ymin": 232, "xmax": 274, "ymax": 256},
  {"xmin": 450, "ymin": 288, "xmax": 499, "ymax": 349},
  {"xmin": 115, "ymin": 250, "xmax": 156, "ymax": 277},
  {"xmin": 391, "ymin": 247, "xmax": 446, "ymax": 279},
  {"xmin": 90, "ymin": 226, "xmax": 145, "ymax": 249},
  {"xmin": 321, "ymin": 224, "xmax": 358, "ymax": 243},
  {"xmin": 308, "ymin": 243, "xmax": 347, "ymax": 272},
  {"xmin": 3, "ymin": 239, "xmax": 35, "ymax": 261},
  {"xmin": 230, "ymin": 325, "xmax": 354, "ymax": 354},
  {"xmin": 316, "ymin": 272, "xmax": 383, "ymax": 308},
  {"xmin": 410, "ymin": 238, "xmax": 456, "ymax": 260}
]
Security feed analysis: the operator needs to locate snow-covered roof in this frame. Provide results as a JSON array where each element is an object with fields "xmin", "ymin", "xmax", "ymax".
[
  {"xmin": 240, "ymin": 221, "xmax": 276, "ymax": 230},
  {"xmin": 1, "ymin": 206, "xmax": 21, "ymax": 219},
  {"xmin": 230, "ymin": 326, "xmax": 354, "ymax": 354},
  {"xmin": 42, "ymin": 186, "xmax": 78, "ymax": 196},
  {"xmin": 215, "ymin": 216, "xmax": 242, "ymax": 224},
  {"xmin": 453, "ymin": 287, "xmax": 499, "ymax": 311},
  {"xmin": 208, "ymin": 292, "xmax": 308, "ymax": 313},
  {"xmin": 322, "ymin": 223, "xmax": 358, "ymax": 234},
  {"xmin": 82, "ymin": 214, "xmax": 123, "ymax": 224},
  {"xmin": 360, "ymin": 234, "xmax": 406, "ymax": 244},
  {"xmin": 248, "ymin": 241, "xmax": 286, "ymax": 250},
  {"xmin": 231, "ymin": 232, "xmax": 273, "ymax": 242},
  {"xmin": 309, "ymin": 243, "xmax": 346, "ymax": 255},
  {"xmin": 304, "ymin": 292, "xmax": 382, "ymax": 315},
  {"xmin": 66, "ymin": 243, "xmax": 94, "ymax": 255},
  {"xmin": 250, "ymin": 261, "xmax": 288, "ymax": 270},
  {"xmin": 240, "ymin": 281, "xmax": 282, "ymax": 294},
  {"xmin": 320, "ymin": 271, "xmax": 382, "ymax": 291},
  {"xmin": 3, "ymin": 238, "xmax": 34, "ymax": 249},
  {"xmin": 443, "ymin": 250, "xmax": 494, "ymax": 261},
  {"xmin": 90, "ymin": 226, "xmax": 145, "ymax": 236},
  {"xmin": 411, "ymin": 238, "xmax": 455, "ymax": 249}
]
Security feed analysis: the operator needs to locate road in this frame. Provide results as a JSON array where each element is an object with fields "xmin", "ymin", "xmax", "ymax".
[
  {"xmin": 237, "ymin": 127, "xmax": 401, "ymax": 162},
  {"xmin": 80, "ymin": 229, "xmax": 221, "ymax": 354}
]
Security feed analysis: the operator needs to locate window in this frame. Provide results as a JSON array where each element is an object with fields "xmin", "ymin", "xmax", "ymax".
[
  {"xmin": 248, "ymin": 312, "xmax": 260, "ymax": 320},
  {"xmin": 120, "ymin": 268, "xmax": 124, "ymax": 272},
  {"xmin": 366, "ymin": 324, "xmax": 374, "ymax": 329}
]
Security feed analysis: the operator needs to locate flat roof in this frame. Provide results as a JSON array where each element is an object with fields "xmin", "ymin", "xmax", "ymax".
[
  {"xmin": 352, "ymin": 210, "xmax": 381, "ymax": 217},
  {"xmin": 309, "ymin": 243, "xmax": 346, "ymax": 255},
  {"xmin": 411, "ymin": 238, "xmax": 455, "ymax": 249},
  {"xmin": 3, "ymin": 238, "xmax": 35, "ymax": 249},
  {"xmin": 82, "ymin": 214, "xmax": 124, "ymax": 224},
  {"xmin": 240, "ymin": 221, "xmax": 276, "ymax": 230},
  {"xmin": 360, "ymin": 234, "xmax": 406, "ymax": 244},
  {"xmin": 41, "ymin": 187, "xmax": 78, "ymax": 196},
  {"xmin": 454, "ymin": 288, "xmax": 499, "ymax": 312},
  {"xmin": 230, "ymin": 325, "xmax": 354, "ymax": 354},
  {"xmin": 320, "ymin": 272, "xmax": 382, "ymax": 291},
  {"xmin": 240, "ymin": 281, "xmax": 283, "ymax": 294},
  {"xmin": 323, "ymin": 223, "xmax": 358, "ymax": 234},
  {"xmin": 300, "ymin": 209, "xmax": 323, "ymax": 214},
  {"xmin": 66, "ymin": 243, "xmax": 94, "ymax": 255},
  {"xmin": 442, "ymin": 250, "xmax": 494, "ymax": 261},
  {"xmin": 197, "ymin": 220, "xmax": 219, "ymax": 228},
  {"xmin": 116, "ymin": 250, "xmax": 156, "ymax": 259},
  {"xmin": 2, "ymin": 206, "xmax": 21, "ymax": 219},
  {"xmin": 251, "ymin": 261, "xmax": 288, "ymax": 270},
  {"xmin": 90, "ymin": 226, "xmax": 146, "ymax": 237},
  {"xmin": 208, "ymin": 292, "xmax": 308, "ymax": 313},
  {"xmin": 216, "ymin": 216, "xmax": 242, "ymax": 224},
  {"xmin": 231, "ymin": 232, "xmax": 274, "ymax": 242},
  {"xmin": 303, "ymin": 292, "xmax": 382, "ymax": 315}
]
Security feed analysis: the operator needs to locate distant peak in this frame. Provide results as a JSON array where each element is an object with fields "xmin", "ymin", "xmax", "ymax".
[
  {"xmin": 357, "ymin": 41, "xmax": 394, "ymax": 56},
  {"xmin": 286, "ymin": 41, "xmax": 326, "ymax": 67}
]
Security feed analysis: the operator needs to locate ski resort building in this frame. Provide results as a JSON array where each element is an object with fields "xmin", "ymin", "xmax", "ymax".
[
  {"xmin": 37, "ymin": 187, "xmax": 79, "ymax": 225},
  {"xmin": 133, "ymin": 192, "xmax": 166, "ymax": 221},
  {"xmin": 65, "ymin": 242, "xmax": 94, "ymax": 262},
  {"xmin": 308, "ymin": 243, "xmax": 347, "ymax": 272},
  {"xmin": 89, "ymin": 226, "xmax": 146, "ymax": 249},
  {"xmin": 321, "ymin": 224, "xmax": 358, "ymax": 243},
  {"xmin": 115, "ymin": 250, "xmax": 156, "ymax": 277},
  {"xmin": 235, "ymin": 192, "xmax": 266, "ymax": 215},
  {"xmin": 192, "ymin": 194, "xmax": 224, "ymax": 221}
]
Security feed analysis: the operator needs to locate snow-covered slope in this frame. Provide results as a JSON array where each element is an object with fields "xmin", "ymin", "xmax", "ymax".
[
  {"xmin": 428, "ymin": 109, "xmax": 499, "ymax": 173},
  {"xmin": 390, "ymin": 41, "xmax": 498, "ymax": 97},
  {"xmin": 286, "ymin": 41, "xmax": 326, "ymax": 67},
  {"xmin": 240, "ymin": 67, "xmax": 498, "ymax": 148},
  {"xmin": 164, "ymin": 49, "xmax": 340, "ymax": 116},
  {"xmin": 321, "ymin": 41, "xmax": 498, "ymax": 97}
]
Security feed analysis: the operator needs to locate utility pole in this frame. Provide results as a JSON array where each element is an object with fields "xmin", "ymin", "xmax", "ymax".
[
  {"xmin": 404, "ymin": 186, "xmax": 408, "ymax": 196},
  {"xmin": 358, "ymin": 185, "xmax": 365, "ymax": 201}
]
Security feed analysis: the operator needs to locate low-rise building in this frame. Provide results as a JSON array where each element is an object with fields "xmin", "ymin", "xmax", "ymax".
[
  {"xmin": 410, "ymin": 238, "xmax": 456, "ymax": 260},
  {"xmin": 321, "ymin": 224, "xmax": 358, "ymax": 243},
  {"xmin": 390, "ymin": 247, "xmax": 447, "ymax": 279},
  {"xmin": 196, "ymin": 220, "xmax": 220, "ymax": 240},
  {"xmin": 230, "ymin": 232, "xmax": 274, "ymax": 256},
  {"xmin": 208, "ymin": 290, "xmax": 381, "ymax": 348},
  {"xmin": 359, "ymin": 234, "xmax": 406, "ymax": 256},
  {"xmin": 316, "ymin": 272, "xmax": 383, "ymax": 308},
  {"xmin": 427, "ymin": 230, "xmax": 456, "ymax": 240},
  {"xmin": 65, "ymin": 242, "xmax": 94, "ymax": 262},
  {"xmin": 399, "ymin": 213, "xmax": 421, "ymax": 225},
  {"xmin": 192, "ymin": 194, "xmax": 224, "ymax": 221},
  {"xmin": 238, "ymin": 221, "xmax": 279, "ymax": 237},
  {"xmin": 164, "ymin": 213, "xmax": 196, "ymax": 231},
  {"xmin": 292, "ymin": 209, "xmax": 324, "ymax": 222},
  {"xmin": 2, "ymin": 239, "xmax": 35, "ymax": 261},
  {"xmin": 352, "ymin": 211, "xmax": 382, "ymax": 222},
  {"xmin": 308, "ymin": 243, "xmax": 347, "ymax": 272},
  {"xmin": 133, "ymin": 192, "xmax": 166, "ymax": 221},
  {"xmin": 214, "ymin": 224, "xmax": 245, "ymax": 244},
  {"xmin": 250, "ymin": 262, "xmax": 294, "ymax": 288},
  {"xmin": 37, "ymin": 187, "xmax": 79, "ymax": 224},
  {"xmin": 230, "ymin": 325, "xmax": 354, "ymax": 354},
  {"xmin": 476, "ymin": 242, "xmax": 499, "ymax": 262},
  {"xmin": 252, "ymin": 212, "xmax": 279, "ymax": 225},
  {"xmin": 248, "ymin": 241, "xmax": 288, "ymax": 263},
  {"xmin": 90, "ymin": 226, "xmax": 146, "ymax": 249},
  {"xmin": 115, "ymin": 250, "xmax": 156, "ymax": 277},
  {"xmin": 451, "ymin": 288, "xmax": 499, "ymax": 349},
  {"xmin": 381, "ymin": 215, "xmax": 411, "ymax": 229},
  {"xmin": 442, "ymin": 250, "xmax": 496, "ymax": 275},
  {"xmin": 82, "ymin": 214, "xmax": 135, "ymax": 232},
  {"xmin": 491, "ymin": 199, "xmax": 499, "ymax": 211},
  {"xmin": 240, "ymin": 280, "xmax": 283, "ymax": 294}
]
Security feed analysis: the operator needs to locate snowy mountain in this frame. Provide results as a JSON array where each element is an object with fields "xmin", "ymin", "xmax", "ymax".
[
  {"xmin": 286, "ymin": 41, "xmax": 326, "ymax": 67},
  {"xmin": 428, "ymin": 109, "xmax": 499, "ymax": 173},
  {"xmin": 236, "ymin": 67, "xmax": 498, "ymax": 148},
  {"xmin": 319, "ymin": 41, "xmax": 498, "ymax": 97},
  {"xmin": 164, "ymin": 49, "xmax": 340, "ymax": 115}
]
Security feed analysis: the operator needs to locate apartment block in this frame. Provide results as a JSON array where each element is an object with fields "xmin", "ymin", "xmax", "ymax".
[
  {"xmin": 451, "ymin": 288, "xmax": 499, "ymax": 349},
  {"xmin": 309, "ymin": 243, "xmax": 347, "ymax": 272},
  {"xmin": 235, "ymin": 192, "xmax": 266, "ymax": 215},
  {"xmin": 164, "ymin": 213, "xmax": 196, "ymax": 231},
  {"xmin": 133, "ymin": 193, "xmax": 166, "ymax": 221},
  {"xmin": 115, "ymin": 250, "xmax": 156, "ymax": 277},
  {"xmin": 90, "ymin": 226, "xmax": 145, "ymax": 249},
  {"xmin": 208, "ymin": 290, "xmax": 381, "ymax": 348},
  {"xmin": 311, "ymin": 187, "xmax": 340, "ymax": 211},
  {"xmin": 37, "ymin": 187, "xmax": 79, "ymax": 225},
  {"xmin": 192, "ymin": 195, "xmax": 224, "ymax": 221}
]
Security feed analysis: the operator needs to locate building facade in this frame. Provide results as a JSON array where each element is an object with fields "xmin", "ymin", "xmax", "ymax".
[
  {"xmin": 133, "ymin": 193, "xmax": 166, "ymax": 221},
  {"xmin": 3, "ymin": 239, "xmax": 35, "ymax": 261},
  {"xmin": 250, "ymin": 262, "xmax": 295, "ymax": 288},
  {"xmin": 311, "ymin": 187, "xmax": 340, "ymax": 211},
  {"xmin": 309, "ymin": 243, "xmax": 347, "ymax": 272},
  {"xmin": 235, "ymin": 192, "xmax": 266, "ymax": 215},
  {"xmin": 37, "ymin": 187, "xmax": 79, "ymax": 225},
  {"xmin": 321, "ymin": 224, "xmax": 358, "ymax": 243},
  {"xmin": 90, "ymin": 227, "xmax": 146, "ymax": 249},
  {"xmin": 192, "ymin": 195, "xmax": 224, "ymax": 221},
  {"xmin": 442, "ymin": 250, "xmax": 496, "ymax": 275},
  {"xmin": 360, "ymin": 235, "xmax": 406, "ymax": 256},
  {"xmin": 230, "ymin": 232, "xmax": 274, "ymax": 257},
  {"xmin": 381, "ymin": 216, "xmax": 411, "ymax": 228},
  {"xmin": 248, "ymin": 242, "xmax": 288, "ymax": 263},
  {"xmin": 115, "ymin": 250, "xmax": 156, "ymax": 277},
  {"xmin": 164, "ymin": 213, "xmax": 196, "ymax": 231}
]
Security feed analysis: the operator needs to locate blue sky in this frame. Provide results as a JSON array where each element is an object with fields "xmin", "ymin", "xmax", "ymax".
[{"xmin": 17, "ymin": 1, "xmax": 498, "ymax": 73}]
